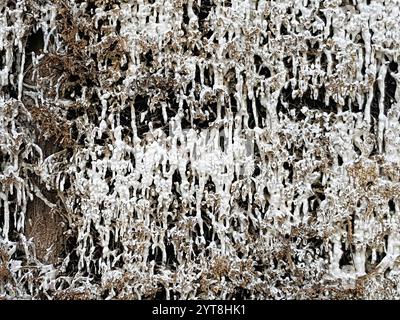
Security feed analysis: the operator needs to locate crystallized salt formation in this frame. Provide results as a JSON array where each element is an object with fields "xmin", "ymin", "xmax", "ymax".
[{"xmin": 1, "ymin": 0, "xmax": 400, "ymax": 300}]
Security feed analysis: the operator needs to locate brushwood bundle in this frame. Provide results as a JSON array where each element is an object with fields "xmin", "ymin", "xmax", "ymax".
[{"xmin": 1, "ymin": 0, "xmax": 400, "ymax": 299}]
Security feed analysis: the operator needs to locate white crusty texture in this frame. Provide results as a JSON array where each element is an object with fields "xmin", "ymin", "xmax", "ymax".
[{"xmin": 1, "ymin": 0, "xmax": 400, "ymax": 299}]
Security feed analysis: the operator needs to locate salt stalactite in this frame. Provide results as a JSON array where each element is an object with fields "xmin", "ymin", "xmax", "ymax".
[{"xmin": 1, "ymin": 0, "xmax": 400, "ymax": 299}]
